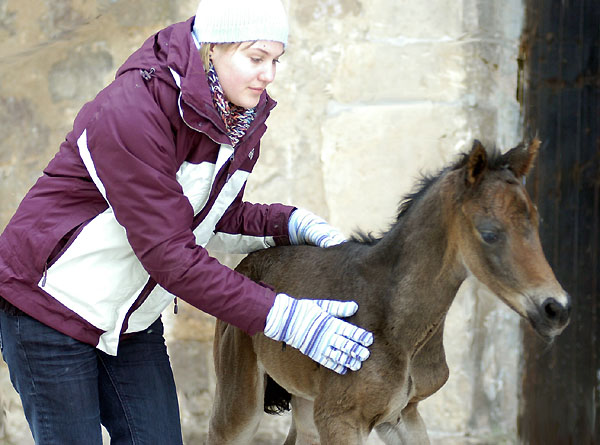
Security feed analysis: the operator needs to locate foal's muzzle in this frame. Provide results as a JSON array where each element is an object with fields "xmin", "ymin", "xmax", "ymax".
[
  {"xmin": 542, "ymin": 296, "xmax": 571, "ymax": 327},
  {"xmin": 529, "ymin": 294, "xmax": 571, "ymax": 340}
]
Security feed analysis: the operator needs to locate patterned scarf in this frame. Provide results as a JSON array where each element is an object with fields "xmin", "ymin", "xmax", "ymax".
[{"xmin": 206, "ymin": 61, "xmax": 256, "ymax": 147}]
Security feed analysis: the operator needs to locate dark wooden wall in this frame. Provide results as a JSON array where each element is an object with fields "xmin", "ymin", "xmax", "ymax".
[{"xmin": 519, "ymin": 0, "xmax": 599, "ymax": 443}]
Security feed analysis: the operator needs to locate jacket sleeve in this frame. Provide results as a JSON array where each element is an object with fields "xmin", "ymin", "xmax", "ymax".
[
  {"xmin": 210, "ymin": 182, "xmax": 295, "ymax": 253},
  {"xmin": 83, "ymin": 75, "xmax": 275, "ymax": 336}
]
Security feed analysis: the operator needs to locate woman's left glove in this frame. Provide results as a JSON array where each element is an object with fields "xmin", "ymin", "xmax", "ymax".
[
  {"xmin": 264, "ymin": 293, "xmax": 373, "ymax": 375},
  {"xmin": 288, "ymin": 208, "xmax": 346, "ymax": 248}
]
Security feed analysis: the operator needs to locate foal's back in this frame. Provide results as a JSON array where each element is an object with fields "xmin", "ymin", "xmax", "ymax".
[{"xmin": 237, "ymin": 243, "xmax": 365, "ymax": 301}]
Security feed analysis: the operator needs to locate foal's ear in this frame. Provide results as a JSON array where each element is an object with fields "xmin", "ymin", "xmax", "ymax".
[
  {"xmin": 504, "ymin": 138, "xmax": 541, "ymax": 178},
  {"xmin": 466, "ymin": 140, "xmax": 488, "ymax": 186}
]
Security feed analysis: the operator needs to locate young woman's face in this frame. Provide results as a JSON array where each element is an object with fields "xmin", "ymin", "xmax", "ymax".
[{"xmin": 210, "ymin": 40, "xmax": 285, "ymax": 109}]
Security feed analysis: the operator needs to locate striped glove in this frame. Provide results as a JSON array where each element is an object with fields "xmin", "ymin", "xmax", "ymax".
[
  {"xmin": 288, "ymin": 208, "xmax": 346, "ymax": 248},
  {"xmin": 264, "ymin": 293, "xmax": 374, "ymax": 374}
]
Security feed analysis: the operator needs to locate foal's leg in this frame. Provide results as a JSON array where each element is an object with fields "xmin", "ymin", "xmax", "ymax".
[
  {"xmin": 312, "ymin": 396, "xmax": 369, "ymax": 445},
  {"xmin": 286, "ymin": 396, "xmax": 319, "ymax": 445},
  {"xmin": 401, "ymin": 403, "xmax": 429, "ymax": 444},
  {"xmin": 315, "ymin": 417, "xmax": 367, "ymax": 445},
  {"xmin": 374, "ymin": 403, "xmax": 430, "ymax": 445},
  {"xmin": 282, "ymin": 418, "xmax": 297, "ymax": 445},
  {"xmin": 207, "ymin": 321, "xmax": 264, "ymax": 444}
]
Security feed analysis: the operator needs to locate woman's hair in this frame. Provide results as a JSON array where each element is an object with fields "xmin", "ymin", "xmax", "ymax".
[
  {"xmin": 199, "ymin": 42, "xmax": 241, "ymax": 71},
  {"xmin": 200, "ymin": 42, "xmax": 260, "ymax": 72}
]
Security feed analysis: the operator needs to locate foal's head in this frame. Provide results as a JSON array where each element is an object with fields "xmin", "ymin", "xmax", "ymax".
[{"xmin": 449, "ymin": 139, "xmax": 570, "ymax": 341}]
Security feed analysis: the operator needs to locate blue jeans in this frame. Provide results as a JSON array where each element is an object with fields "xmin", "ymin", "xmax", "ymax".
[{"xmin": 0, "ymin": 311, "xmax": 183, "ymax": 445}]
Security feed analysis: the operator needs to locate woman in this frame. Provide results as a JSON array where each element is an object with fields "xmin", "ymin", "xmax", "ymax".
[{"xmin": 0, "ymin": 0, "xmax": 373, "ymax": 443}]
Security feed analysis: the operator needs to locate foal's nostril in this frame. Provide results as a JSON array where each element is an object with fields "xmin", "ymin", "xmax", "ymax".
[
  {"xmin": 542, "ymin": 298, "xmax": 569, "ymax": 324},
  {"xmin": 544, "ymin": 299, "xmax": 560, "ymax": 319}
]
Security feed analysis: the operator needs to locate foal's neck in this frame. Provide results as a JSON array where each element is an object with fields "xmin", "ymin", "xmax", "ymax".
[{"xmin": 365, "ymin": 176, "xmax": 466, "ymax": 336}]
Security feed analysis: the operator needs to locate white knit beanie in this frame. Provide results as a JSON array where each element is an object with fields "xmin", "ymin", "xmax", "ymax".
[{"xmin": 193, "ymin": 0, "xmax": 288, "ymax": 47}]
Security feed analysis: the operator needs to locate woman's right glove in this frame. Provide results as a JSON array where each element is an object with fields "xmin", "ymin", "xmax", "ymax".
[
  {"xmin": 288, "ymin": 208, "xmax": 347, "ymax": 248},
  {"xmin": 264, "ymin": 293, "xmax": 374, "ymax": 375}
]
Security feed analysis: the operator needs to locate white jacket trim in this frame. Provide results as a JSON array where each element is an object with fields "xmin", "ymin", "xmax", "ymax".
[{"xmin": 206, "ymin": 232, "xmax": 275, "ymax": 254}]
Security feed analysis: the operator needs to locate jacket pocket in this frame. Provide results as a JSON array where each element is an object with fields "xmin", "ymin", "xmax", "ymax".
[{"xmin": 41, "ymin": 219, "xmax": 92, "ymax": 287}]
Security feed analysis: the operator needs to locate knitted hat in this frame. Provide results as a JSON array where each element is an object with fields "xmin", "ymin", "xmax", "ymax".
[{"xmin": 193, "ymin": 0, "xmax": 288, "ymax": 47}]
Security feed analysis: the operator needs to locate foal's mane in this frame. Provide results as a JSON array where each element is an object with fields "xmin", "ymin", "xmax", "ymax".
[{"xmin": 351, "ymin": 145, "xmax": 507, "ymax": 245}]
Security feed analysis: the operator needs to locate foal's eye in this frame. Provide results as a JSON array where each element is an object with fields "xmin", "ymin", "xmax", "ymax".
[{"xmin": 480, "ymin": 230, "xmax": 499, "ymax": 244}]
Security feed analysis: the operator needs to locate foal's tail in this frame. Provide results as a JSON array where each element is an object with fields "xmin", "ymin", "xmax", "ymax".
[{"xmin": 264, "ymin": 374, "xmax": 291, "ymax": 415}]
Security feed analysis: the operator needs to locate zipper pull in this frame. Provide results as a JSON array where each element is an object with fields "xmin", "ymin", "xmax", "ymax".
[
  {"xmin": 173, "ymin": 297, "xmax": 178, "ymax": 314},
  {"xmin": 41, "ymin": 263, "xmax": 48, "ymax": 287}
]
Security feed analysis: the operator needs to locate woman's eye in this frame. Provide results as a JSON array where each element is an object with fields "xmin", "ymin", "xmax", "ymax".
[
  {"xmin": 480, "ymin": 231, "xmax": 499, "ymax": 244},
  {"xmin": 251, "ymin": 57, "xmax": 262, "ymax": 63}
]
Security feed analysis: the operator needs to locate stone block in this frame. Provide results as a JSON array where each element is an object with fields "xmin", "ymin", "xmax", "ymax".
[
  {"xmin": 360, "ymin": 0, "xmax": 465, "ymax": 41},
  {"xmin": 330, "ymin": 41, "xmax": 466, "ymax": 103}
]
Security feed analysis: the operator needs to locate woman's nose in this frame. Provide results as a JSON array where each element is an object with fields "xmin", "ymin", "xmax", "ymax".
[{"xmin": 259, "ymin": 65, "xmax": 276, "ymax": 83}]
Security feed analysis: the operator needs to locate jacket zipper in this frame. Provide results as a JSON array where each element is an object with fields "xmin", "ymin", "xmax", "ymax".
[
  {"xmin": 177, "ymin": 86, "xmax": 270, "ymax": 143},
  {"xmin": 170, "ymin": 75, "xmax": 268, "ymax": 312}
]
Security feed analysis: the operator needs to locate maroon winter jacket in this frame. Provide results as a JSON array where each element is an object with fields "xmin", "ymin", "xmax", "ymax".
[{"xmin": 0, "ymin": 17, "xmax": 294, "ymax": 354}]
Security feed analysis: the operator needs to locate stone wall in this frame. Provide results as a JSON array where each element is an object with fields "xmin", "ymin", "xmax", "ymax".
[{"xmin": 0, "ymin": 0, "xmax": 524, "ymax": 443}]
